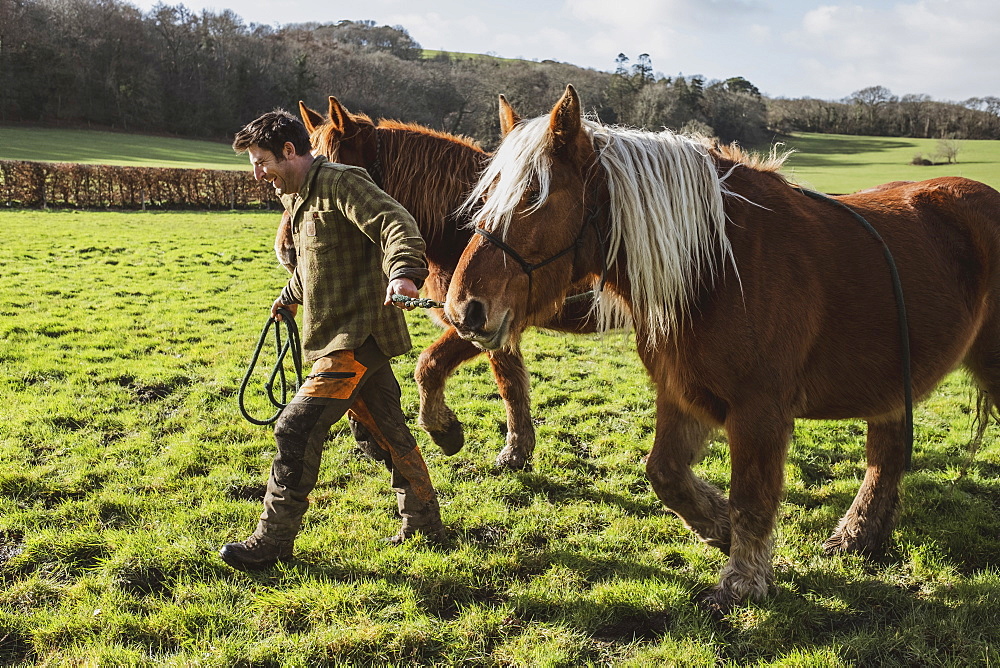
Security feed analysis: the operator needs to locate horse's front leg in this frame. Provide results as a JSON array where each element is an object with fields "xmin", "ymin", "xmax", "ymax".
[
  {"xmin": 823, "ymin": 416, "xmax": 906, "ymax": 557},
  {"xmin": 488, "ymin": 347, "xmax": 534, "ymax": 470},
  {"xmin": 645, "ymin": 399, "xmax": 730, "ymax": 551},
  {"xmin": 414, "ymin": 327, "xmax": 484, "ymax": 455},
  {"xmin": 274, "ymin": 211, "xmax": 296, "ymax": 273},
  {"xmin": 707, "ymin": 411, "xmax": 793, "ymax": 611}
]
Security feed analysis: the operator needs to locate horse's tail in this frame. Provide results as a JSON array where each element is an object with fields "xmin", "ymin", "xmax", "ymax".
[{"xmin": 969, "ymin": 387, "xmax": 997, "ymax": 464}]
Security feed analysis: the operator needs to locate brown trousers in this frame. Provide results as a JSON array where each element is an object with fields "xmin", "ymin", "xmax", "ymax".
[{"xmin": 257, "ymin": 336, "xmax": 436, "ymax": 541}]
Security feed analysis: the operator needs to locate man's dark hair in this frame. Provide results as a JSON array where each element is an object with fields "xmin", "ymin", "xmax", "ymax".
[{"xmin": 233, "ymin": 109, "xmax": 312, "ymax": 159}]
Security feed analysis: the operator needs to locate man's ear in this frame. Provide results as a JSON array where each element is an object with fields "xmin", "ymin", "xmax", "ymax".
[{"xmin": 283, "ymin": 141, "xmax": 297, "ymax": 159}]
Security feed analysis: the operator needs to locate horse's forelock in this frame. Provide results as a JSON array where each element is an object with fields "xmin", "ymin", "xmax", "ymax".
[{"xmin": 462, "ymin": 116, "xmax": 561, "ymax": 233}]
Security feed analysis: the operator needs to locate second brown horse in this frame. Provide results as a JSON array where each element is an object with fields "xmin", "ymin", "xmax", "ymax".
[{"xmin": 275, "ymin": 96, "xmax": 598, "ymax": 469}]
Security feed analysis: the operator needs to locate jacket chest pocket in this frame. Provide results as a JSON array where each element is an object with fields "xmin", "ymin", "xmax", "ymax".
[{"xmin": 299, "ymin": 210, "xmax": 339, "ymax": 254}]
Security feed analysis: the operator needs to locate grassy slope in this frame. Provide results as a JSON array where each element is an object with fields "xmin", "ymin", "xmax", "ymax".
[
  {"xmin": 2, "ymin": 211, "xmax": 1000, "ymax": 665},
  {"xmin": 0, "ymin": 126, "xmax": 246, "ymax": 171}
]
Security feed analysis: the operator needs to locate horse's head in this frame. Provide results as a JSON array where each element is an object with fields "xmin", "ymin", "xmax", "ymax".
[
  {"xmin": 299, "ymin": 96, "xmax": 379, "ymax": 174},
  {"xmin": 445, "ymin": 85, "xmax": 606, "ymax": 350}
]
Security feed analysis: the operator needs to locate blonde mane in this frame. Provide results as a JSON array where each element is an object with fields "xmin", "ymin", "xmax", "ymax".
[{"xmin": 463, "ymin": 116, "xmax": 750, "ymax": 344}]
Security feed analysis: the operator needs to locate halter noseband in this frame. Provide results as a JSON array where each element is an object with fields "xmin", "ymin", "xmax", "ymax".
[{"xmin": 472, "ymin": 225, "xmax": 583, "ymax": 277}]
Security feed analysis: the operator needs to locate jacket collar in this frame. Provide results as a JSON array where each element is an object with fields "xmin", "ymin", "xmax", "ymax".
[{"xmin": 284, "ymin": 155, "xmax": 328, "ymax": 219}]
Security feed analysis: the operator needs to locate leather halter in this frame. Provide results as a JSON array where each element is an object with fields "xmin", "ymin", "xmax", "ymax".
[{"xmin": 472, "ymin": 203, "xmax": 608, "ymax": 303}]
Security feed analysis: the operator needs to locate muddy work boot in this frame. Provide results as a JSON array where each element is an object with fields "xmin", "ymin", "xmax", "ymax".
[
  {"xmin": 219, "ymin": 533, "xmax": 294, "ymax": 571},
  {"xmin": 384, "ymin": 491, "xmax": 445, "ymax": 545}
]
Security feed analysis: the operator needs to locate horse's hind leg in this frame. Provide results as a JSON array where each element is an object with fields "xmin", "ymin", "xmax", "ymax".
[
  {"xmin": 488, "ymin": 347, "xmax": 535, "ymax": 470},
  {"xmin": 963, "ymin": 318, "xmax": 1000, "ymax": 454},
  {"xmin": 415, "ymin": 327, "xmax": 483, "ymax": 456},
  {"xmin": 824, "ymin": 416, "xmax": 907, "ymax": 557}
]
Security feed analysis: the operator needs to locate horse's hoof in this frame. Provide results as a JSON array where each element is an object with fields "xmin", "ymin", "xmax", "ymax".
[
  {"xmin": 822, "ymin": 534, "xmax": 848, "ymax": 556},
  {"xmin": 823, "ymin": 532, "xmax": 888, "ymax": 560},
  {"xmin": 698, "ymin": 586, "xmax": 738, "ymax": 619},
  {"xmin": 494, "ymin": 448, "xmax": 532, "ymax": 471},
  {"xmin": 428, "ymin": 420, "xmax": 464, "ymax": 456}
]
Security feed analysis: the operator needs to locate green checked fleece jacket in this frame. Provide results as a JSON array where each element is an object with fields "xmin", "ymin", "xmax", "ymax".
[{"xmin": 279, "ymin": 156, "xmax": 429, "ymax": 362}]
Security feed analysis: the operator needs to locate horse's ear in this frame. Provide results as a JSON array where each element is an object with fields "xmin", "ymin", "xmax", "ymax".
[
  {"xmin": 548, "ymin": 84, "xmax": 582, "ymax": 153},
  {"xmin": 498, "ymin": 94, "xmax": 521, "ymax": 137},
  {"xmin": 298, "ymin": 101, "xmax": 324, "ymax": 134},
  {"xmin": 328, "ymin": 96, "xmax": 359, "ymax": 135}
]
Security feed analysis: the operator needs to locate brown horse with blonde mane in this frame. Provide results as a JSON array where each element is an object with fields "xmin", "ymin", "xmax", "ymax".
[
  {"xmin": 445, "ymin": 84, "xmax": 1000, "ymax": 609},
  {"xmin": 275, "ymin": 96, "xmax": 597, "ymax": 469}
]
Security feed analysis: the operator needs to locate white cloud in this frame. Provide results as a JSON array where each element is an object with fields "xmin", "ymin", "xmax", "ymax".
[
  {"xmin": 567, "ymin": 0, "xmax": 766, "ymax": 28},
  {"xmin": 385, "ymin": 12, "xmax": 492, "ymax": 52},
  {"xmin": 784, "ymin": 1, "xmax": 1000, "ymax": 99}
]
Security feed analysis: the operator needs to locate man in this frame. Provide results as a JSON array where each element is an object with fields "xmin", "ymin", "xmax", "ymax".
[{"xmin": 220, "ymin": 109, "xmax": 443, "ymax": 571}]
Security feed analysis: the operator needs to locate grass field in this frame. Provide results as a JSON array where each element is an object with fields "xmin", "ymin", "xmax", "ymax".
[
  {"xmin": 775, "ymin": 132, "xmax": 1000, "ymax": 194},
  {"xmin": 3, "ymin": 210, "xmax": 1000, "ymax": 665},
  {"xmin": 0, "ymin": 127, "xmax": 245, "ymax": 171}
]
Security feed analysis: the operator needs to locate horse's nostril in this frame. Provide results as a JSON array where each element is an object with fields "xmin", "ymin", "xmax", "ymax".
[{"xmin": 464, "ymin": 299, "xmax": 487, "ymax": 333}]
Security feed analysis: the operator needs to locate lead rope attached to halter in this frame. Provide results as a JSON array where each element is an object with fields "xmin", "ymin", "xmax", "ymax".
[
  {"xmin": 391, "ymin": 295, "xmax": 445, "ymax": 309},
  {"xmin": 795, "ymin": 187, "xmax": 915, "ymax": 470},
  {"xmin": 238, "ymin": 307, "xmax": 304, "ymax": 426}
]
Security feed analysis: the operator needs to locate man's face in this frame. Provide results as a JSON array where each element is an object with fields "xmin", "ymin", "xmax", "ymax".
[{"xmin": 248, "ymin": 144, "xmax": 293, "ymax": 196}]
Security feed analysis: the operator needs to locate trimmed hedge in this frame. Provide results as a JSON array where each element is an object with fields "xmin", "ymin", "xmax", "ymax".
[{"xmin": 0, "ymin": 160, "xmax": 278, "ymax": 210}]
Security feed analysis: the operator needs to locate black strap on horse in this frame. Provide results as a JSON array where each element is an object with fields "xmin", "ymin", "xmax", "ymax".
[
  {"xmin": 367, "ymin": 128, "xmax": 384, "ymax": 188},
  {"xmin": 795, "ymin": 186, "xmax": 915, "ymax": 470},
  {"xmin": 473, "ymin": 202, "xmax": 608, "ymax": 306},
  {"xmin": 473, "ymin": 227, "xmax": 582, "ymax": 288},
  {"xmin": 238, "ymin": 307, "xmax": 304, "ymax": 426}
]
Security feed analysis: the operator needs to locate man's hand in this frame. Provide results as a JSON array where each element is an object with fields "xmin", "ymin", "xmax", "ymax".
[
  {"xmin": 385, "ymin": 278, "xmax": 420, "ymax": 310},
  {"xmin": 271, "ymin": 298, "xmax": 298, "ymax": 321}
]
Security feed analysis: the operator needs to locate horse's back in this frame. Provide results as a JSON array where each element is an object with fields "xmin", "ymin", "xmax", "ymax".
[
  {"xmin": 814, "ymin": 177, "xmax": 1000, "ymax": 415},
  {"xmin": 681, "ymin": 175, "xmax": 1000, "ymax": 421},
  {"xmin": 843, "ymin": 177, "xmax": 1000, "ymax": 297}
]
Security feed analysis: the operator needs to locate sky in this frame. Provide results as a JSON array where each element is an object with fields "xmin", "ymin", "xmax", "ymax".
[{"xmin": 129, "ymin": 0, "xmax": 1000, "ymax": 102}]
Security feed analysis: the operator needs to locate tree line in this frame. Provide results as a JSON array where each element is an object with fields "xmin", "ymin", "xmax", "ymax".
[{"xmin": 2, "ymin": 0, "xmax": 998, "ymax": 149}]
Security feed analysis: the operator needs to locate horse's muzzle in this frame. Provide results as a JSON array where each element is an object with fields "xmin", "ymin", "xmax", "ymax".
[{"xmin": 447, "ymin": 300, "xmax": 510, "ymax": 350}]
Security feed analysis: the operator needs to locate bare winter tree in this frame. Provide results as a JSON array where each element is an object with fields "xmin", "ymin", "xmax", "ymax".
[{"xmin": 936, "ymin": 137, "xmax": 961, "ymax": 164}]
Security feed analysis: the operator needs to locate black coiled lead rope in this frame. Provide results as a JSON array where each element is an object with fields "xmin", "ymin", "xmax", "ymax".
[{"xmin": 238, "ymin": 307, "xmax": 304, "ymax": 426}]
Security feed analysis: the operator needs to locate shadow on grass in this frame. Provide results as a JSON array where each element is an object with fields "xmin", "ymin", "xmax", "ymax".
[
  {"xmin": 717, "ymin": 564, "xmax": 1000, "ymax": 665},
  {"xmin": 778, "ymin": 135, "xmax": 916, "ymax": 169},
  {"xmin": 780, "ymin": 135, "xmax": 914, "ymax": 155},
  {"xmin": 274, "ymin": 544, "xmax": 697, "ymax": 650},
  {"xmin": 481, "ymin": 470, "xmax": 665, "ymax": 518}
]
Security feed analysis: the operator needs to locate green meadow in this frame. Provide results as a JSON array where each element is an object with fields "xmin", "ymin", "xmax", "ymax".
[
  {"xmin": 0, "ymin": 127, "xmax": 246, "ymax": 171},
  {"xmin": 2, "ymin": 129, "xmax": 1000, "ymax": 664},
  {"xmin": 2, "ymin": 206, "xmax": 1000, "ymax": 664},
  {"xmin": 776, "ymin": 132, "xmax": 1000, "ymax": 194}
]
